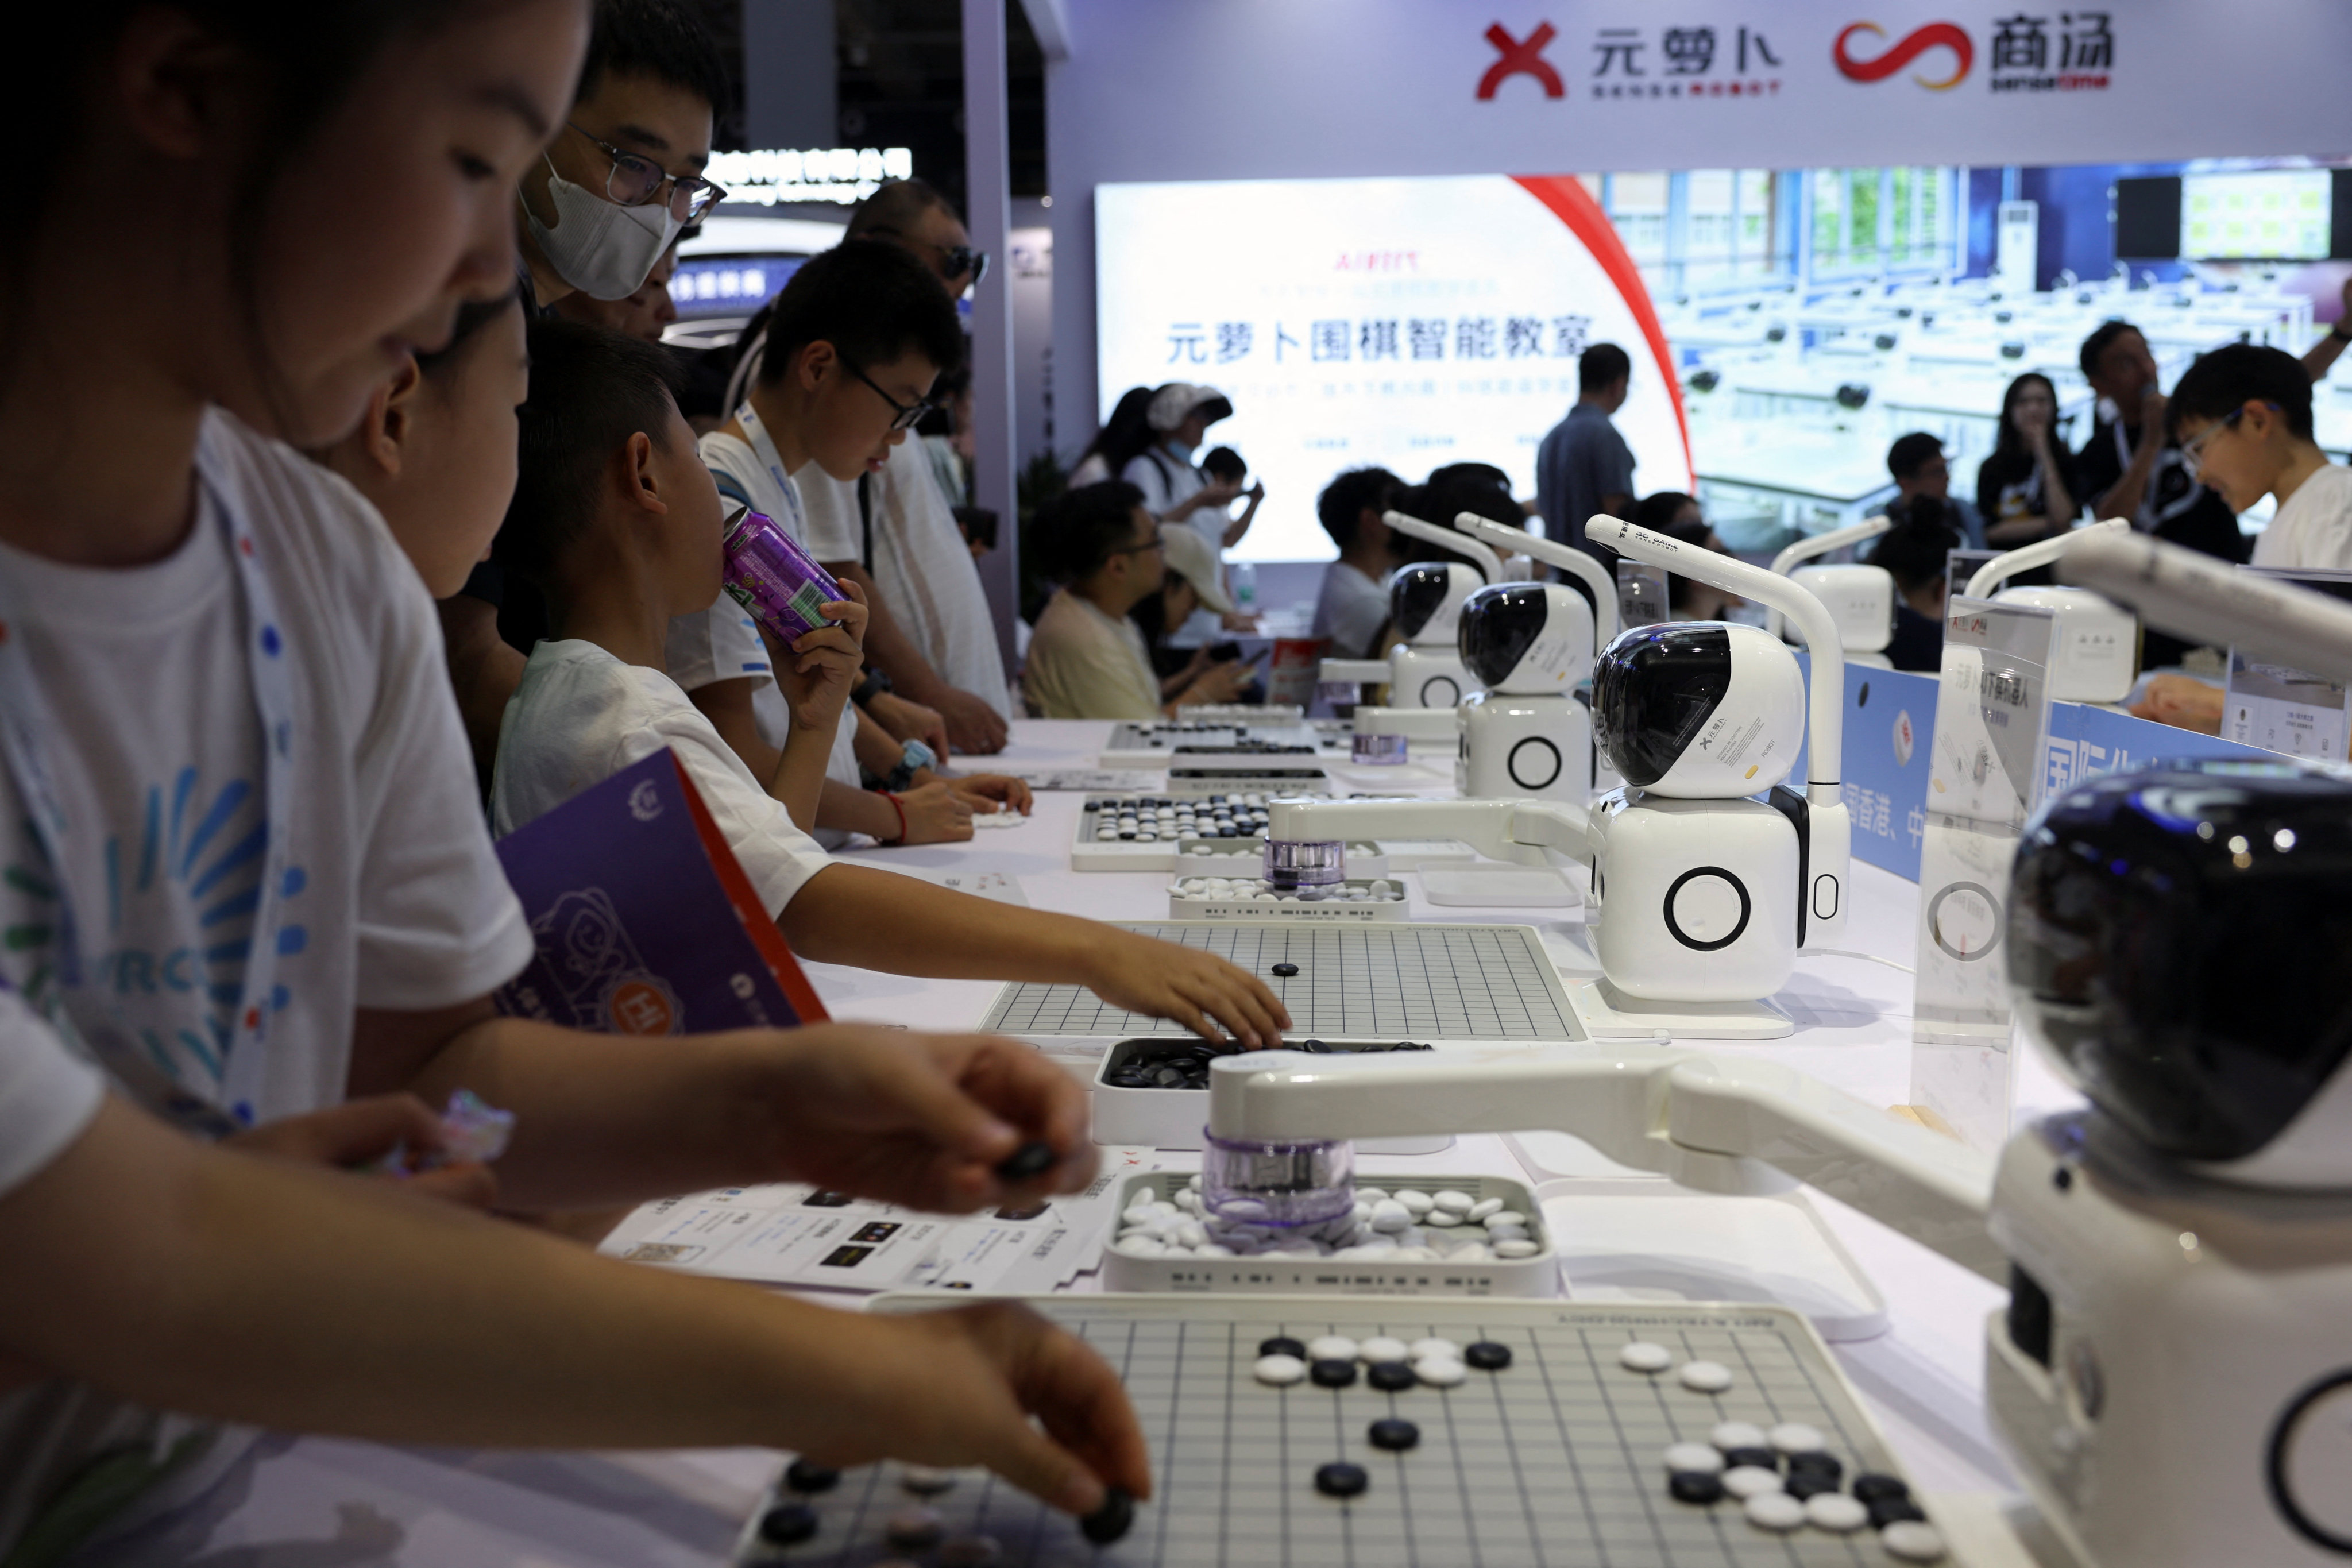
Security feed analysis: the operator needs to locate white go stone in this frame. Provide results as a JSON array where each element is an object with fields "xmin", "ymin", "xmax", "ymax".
[
  {"xmin": 1467, "ymin": 1198, "xmax": 1505, "ymax": 1221},
  {"xmin": 1721, "ymin": 1466, "xmax": 1782, "ymax": 1500},
  {"xmin": 1358, "ymin": 1337, "xmax": 1411, "ymax": 1364},
  {"xmin": 1391, "ymin": 1246, "xmax": 1439, "ymax": 1261},
  {"xmin": 1741, "ymin": 1492, "xmax": 1806, "ymax": 1532},
  {"xmin": 1175, "ymin": 1221, "xmax": 1208, "ymax": 1248},
  {"xmin": 1307, "ymin": 1335, "xmax": 1359, "ymax": 1362},
  {"xmin": 1485, "ymin": 1223, "xmax": 1531, "ymax": 1243},
  {"xmin": 1678, "ymin": 1360, "xmax": 1735, "ymax": 1393},
  {"xmin": 1879, "ymin": 1521, "xmax": 1949, "ymax": 1562},
  {"xmin": 901, "ymin": 1466, "xmax": 958, "ymax": 1495},
  {"xmin": 1619, "ymin": 1341, "xmax": 1674, "ymax": 1373},
  {"xmin": 1368, "ymin": 1200, "xmax": 1413, "ymax": 1233},
  {"xmin": 1450, "ymin": 1243, "xmax": 1493, "ymax": 1261},
  {"xmin": 1709, "ymin": 1421, "xmax": 1767, "ymax": 1452},
  {"xmin": 1480, "ymin": 1210, "xmax": 1527, "ymax": 1230},
  {"xmin": 1354, "ymin": 1187, "xmax": 1389, "ymax": 1202},
  {"xmin": 1805, "ymin": 1493, "xmax": 1870, "ymax": 1533},
  {"xmin": 1767, "ymin": 1421, "xmax": 1825, "ymax": 1455},
  {"xmin": 1392, "ymin": 1189, "xmax": 1435, "ymax": 1216},
  {"xmin": 1113, "ymin": 1236, "xmax": 1167, "ymax": 1258},
  {"xmin": 1493, "ymin": 1239, "xmax": 1541, "ymax": 1258},
  {"xmin": 1413, "ymin": 1357, "xmax": 1467, "ymax": 1388},
  {"xmin": 1253, "ymin": 1354, "xmax": 1309, "ymax": 1387},
  {"xmin": 1196, "ymin": 1242, "xmax": 1237, "ymax": 1257},
  {"xmin": 1409, "ymin": 1337, "xmax": 1460, "ymax": 1361},
  {"xmin": 1187, "ymin": 1175, "xmax": 1203, "ymax": 1191},
  {"xmin": 1431, "ymin": 1189, "xmax": 1476, "ymax": 1215},
  {"xmin": 1660, "ymin": 1442, "xmax": 1723, "ymax": 1476}
]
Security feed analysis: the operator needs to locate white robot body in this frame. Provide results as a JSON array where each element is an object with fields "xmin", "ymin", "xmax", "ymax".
[
  {"xmin": 1456, "ymin": 692, "xmax": 1592, "ymax": 802},
  {"xmin": 1388, "ymin": 647, "xmax": 1471, "ymax": 710},
  {"xmin": 1790, "ymin": 563, "xmax": 1894, "ymax": 653},
  {"xmin": 1986, "ymin": 1114, "xmax": 2352, "ymax": 1568},
  {"xmin": 1586, "ymin": 789, "xmax": 1801, "ymax": 1001},
  {"xmin": 1994, "ymin": 585, "xmax": 2138, "ymax": 704}
]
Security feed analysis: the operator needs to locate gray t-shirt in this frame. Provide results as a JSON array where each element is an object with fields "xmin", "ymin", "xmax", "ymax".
[{"xmin": 1535, "ymin": 403, "xmax": 1636, "ymax": 554}]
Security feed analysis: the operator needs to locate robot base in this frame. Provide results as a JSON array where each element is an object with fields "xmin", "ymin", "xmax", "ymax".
[
  {"xmin": 1389, "ymin": 646, "xmax": 1470, "ymax": 710},
  {"xmin": 1565, "ymin": 976, "xmax": 1795, "ymax": 1040},
  {"xmin": 1454, "ymin": 690, "xmax": 1593, "ymax": 804}
]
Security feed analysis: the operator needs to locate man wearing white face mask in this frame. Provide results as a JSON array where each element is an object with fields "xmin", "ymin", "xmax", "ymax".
[{"xmin": 516, "ymin": 0, "xmax": 726, "ymax": 308}]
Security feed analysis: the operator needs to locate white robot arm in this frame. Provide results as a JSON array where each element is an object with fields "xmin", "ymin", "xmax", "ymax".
[
  {"xmin": 1764, "ymin": 515, "xmax": 1892, "ymax": 642},
  {"xmin": 1382, "ymin": 509, "xmax": 1505, "ymax": 584},
  {"xmin": 1204, "ymin": 1045, "xmax": 2003, "ymax": 1281},
  {"xmin": 2063, "ymin": 527, "xmax": 2352, "ymax": 683},
  {"xmin": 1453, "ymin": 515, "xmax": 1620, "ymax": 650},
  {"xmin": 1965, "ymin": 516, "xmax": 2127, "ymax": 600},
  {"xmin": 1265, "ymin": 795, "xmax": 1588, "ymax": 867}
]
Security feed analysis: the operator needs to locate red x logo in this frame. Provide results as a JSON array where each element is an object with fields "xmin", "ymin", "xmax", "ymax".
[{"xmin": 1478, "ymin": 21, "xmax": 1563, "ymax": 100}]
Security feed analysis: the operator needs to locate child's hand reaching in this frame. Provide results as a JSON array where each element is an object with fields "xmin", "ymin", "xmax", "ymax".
[
  {"xmin": 763, "ymin": 578, "xmax": 870, "ymax": 732},
  {"xmin": 889, "ymin": 779, "xmax": 977, "ymax": 843},
  {"xmin": 225, "ymin": 1093, "xmax": 499, "ymax": 1210},
  {"xmin": 754, "ymin": 1026, "xmax": 1097, "ymax": 1210},
  {"xmin": 945, "ymin": 772, "xmax": 1034, "ymax": 815},
  {"xmin": 805, "ymin": 1301, "xmax": 1152, "ymax": 1518},
  {"xmin": 1080, "ymin": 930, "xmax": 1289, "ymax": 1048}
]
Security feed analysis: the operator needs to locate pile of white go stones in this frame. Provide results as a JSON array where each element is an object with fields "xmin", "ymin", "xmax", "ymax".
[
  {"xmin": 1170, "ymin": 877, "xmax": 1404, "ymax": 905},
  {"xmin": 1113, "ymin": 1178, "xmax": 1543, "ymax": 1261}
]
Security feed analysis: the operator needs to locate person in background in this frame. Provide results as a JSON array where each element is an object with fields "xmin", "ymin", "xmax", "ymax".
[
  {"xmin": 1123, "ymin": 384, "xmax": 1255, "ymax": 648},
  {"xmin": 1885, "ymin": 432, "xmax": 1987, "ymax": 550},
  {"xmin": 1022, "ymin": 483, "xmax": 1245, "ymax": 719},
  {"xmin": 918, "ymin": 361, "xmax": 974, "ymax": 507},
  {"xmin": 1973, "ymin": 374, "xmax": 2078, "ymax": 548},
  {"xmin": 1535, "ymin": 342, "xmax": 1636, "ymax": 557},
  {"xmin": 1199, "ymin": 445, "xmax": 1265, "ymax": 551},
  {"xmin": 2296, "ymin": 275, "xmax": 2352, "ymax": 384},
  {"xmin": 1067, "ymin": 386, "xmax": 1154, "ymax": 488},
  {"xmin": 1633, "ymin": 491, "xmax": 1745, "ymax": 621},
  {"xmin": 2171, "ymin": 342, "xmax": 2352, "ymax": 570},
  {"xmin": 2075, "ymin": 319, "xmax": 2250, "ymax": 667},
  {"xmin": 1311, "ymin": 466, "xmax": 1405, "ymax": 659},
  {"xmin": 551, "ymin": 236, "xmax": 681, "ymax": 343},
  {"xmin": 797, "ymin": 180, "xmax": 1015, "ymax": 756},
  {"xmin": 1866, "ymin": 495, "xmax": 1964, "ymax": 673},
  {"xmin": 1134, "ymin": 526, "xmax": 1254, "ymax": 705}
]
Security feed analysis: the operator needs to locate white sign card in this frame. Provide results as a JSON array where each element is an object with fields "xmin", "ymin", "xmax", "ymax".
[{"xmin": 2224, "ymin": 567, "xmax": 2352, "ymax": 763}]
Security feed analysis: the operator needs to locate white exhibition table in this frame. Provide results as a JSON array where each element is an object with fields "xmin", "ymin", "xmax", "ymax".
[{"xmin": 87, "ymin": 720, "xmax": 2075, "ymax": 1567}]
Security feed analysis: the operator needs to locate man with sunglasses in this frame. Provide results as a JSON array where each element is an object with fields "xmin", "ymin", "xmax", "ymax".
[
  {"xmin": 517, "ymin": 0, "xmax": 728, "ymax": 307},
  {"xmin": 784, "ymin": 180, "xmax": 1016, "ymax": 754}
]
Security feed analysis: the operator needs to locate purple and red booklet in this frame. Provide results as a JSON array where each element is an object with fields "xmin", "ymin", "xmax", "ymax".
[{"xmin": 491, "ymin": 749, "xmax": 829, "ymax": 1034}]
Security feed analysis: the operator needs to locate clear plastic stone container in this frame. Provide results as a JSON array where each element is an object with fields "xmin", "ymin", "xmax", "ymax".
[
  {"xmin": 1262, "ymin": 837, "xmax": 1345, "ymax": 889},
  {"xmin": 1351, "ymin": 731, "xmax": 1411, "ymax": 765},
  {"xmin": 1199, "ymin": 1128, "xmax": 1356, "ymax": 1230}
]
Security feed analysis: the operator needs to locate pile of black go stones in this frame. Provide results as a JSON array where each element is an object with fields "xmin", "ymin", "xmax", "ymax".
[{"xmin": 1104, "ymin": 1039, "xmax": 1435, "ymax": 1091}]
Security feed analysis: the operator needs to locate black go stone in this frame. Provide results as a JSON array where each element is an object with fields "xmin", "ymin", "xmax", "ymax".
[
  {"xmin": 1787, "ymin": 1451, "xmax": 1843, "ymax": 1483},
  {"xmin": 1272, "ymin": 963, "xmax": 1300, "ymax": 977},
  {"xmin": 1366, "ymin": 1361, "xmax": 1416, "ymax": 1392},
  {"xmin": 1721, "ymin": 1446, "xmax": 1778, "ymax": 1472},
  {"xmin": 758, "ymin": 1502, "xmax": 821, "ymax": 1545},
  {"xmin": 1851, "ymin": 1472, "xmax": 1911, "ymax": 1504},
  {"xmin": 1314, "ymin": 1462, "xmax": 1370, "ymax": 1499},
  {"xmin": 1786, "ymin": 1469, "xmax": 1839, "ymax": 1500},
  {"xmin": 1667, "ymin": 1470, "xmax": 1725, "ymax": 1505},
  {"xmin": 782, "ymin": 1458, "xmax": 840, "ymax": 1494},
  {"xmin": 994, "ymin": 1141, "xmax": 1057, "ymax": 1181},
  {"xmin": 1868, "ymin": 1496, "xmax": 1929, "ymax": 1530},
  {"xmin": 1464, "ymin": 1341, "xmax": 1512, "ymax": 1372},
  {"xmin": 1299, "ymin": 1038, "xmax": 1333, "ymax": 1053},
  {"xmin": 1368, "ymin": 1418, "xmax": 1420, "ymax": 1452},
  {"xmin": 1310, "ymin": 1358, "xmax": 1359, "ymax": 1389},
  {"xmin": 1080, "ymin": 1488, "xmax": 1136, "ymax": 1545},
  {"xmin": 1259, "ymin": 1336, "xmax": 1307, "ymax": 1359}
]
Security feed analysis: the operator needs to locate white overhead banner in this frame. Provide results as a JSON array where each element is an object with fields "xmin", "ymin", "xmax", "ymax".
[{"xmin": 1048, "ymin": 0, "xmax": 2352, "ymax": 466}]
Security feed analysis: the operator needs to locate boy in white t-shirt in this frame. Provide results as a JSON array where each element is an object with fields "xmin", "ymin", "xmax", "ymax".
[
  {"xmin": 495, "ymin": 312, "xmax": 1289, "ymax": 1046},
  {"xmin": 2171, "ymin": 342, "xmax": 2352, "ymax": 570}
]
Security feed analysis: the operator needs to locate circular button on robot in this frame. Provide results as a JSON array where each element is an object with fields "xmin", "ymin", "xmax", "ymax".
[
  {"xmin": 1420, "ymin": 675, "xmax": 1462, "ymax": 707},
  {"xmin": 1507, "ymin": 736, "xmax": 1563, "ymax": 792},
  {"xmin": 1663, "ymin": 867, "xmax": 1752, "ymax": 952},
  {"xmin": 2269, "ymin": 1369, "xmax": 2352, "ymax": 1551}
]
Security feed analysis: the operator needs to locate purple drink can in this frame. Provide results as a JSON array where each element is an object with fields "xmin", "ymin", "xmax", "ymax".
[{"xmin": 720, "ymin": 507, "xmax": 844, "ymax": 642}]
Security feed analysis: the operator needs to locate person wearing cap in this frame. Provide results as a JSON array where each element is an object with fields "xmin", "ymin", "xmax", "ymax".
[
  {"xmin": 1124, "ymin": 383, "xmax": 1260, "ymax": 644},
  {"xmin": 1021, "ymin": 482, "xmax": 1251, "ymax": 720},
  {"xmin": 1146, "ymin": 524, "xmax": 1255, "ymax": 706}
]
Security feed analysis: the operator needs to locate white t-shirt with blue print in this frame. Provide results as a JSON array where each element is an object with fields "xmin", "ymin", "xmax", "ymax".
[{"xmin": 0, "ymin": 408, "xmax": 534, "ymax": 1551}]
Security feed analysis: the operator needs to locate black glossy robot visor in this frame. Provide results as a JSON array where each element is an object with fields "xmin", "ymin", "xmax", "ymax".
[
  {"xmin": 1458, "ymin": 584, "xmax": 1552, "ymax": 689},
  {"xmin": 1390, "ymin": 565, "xmax": 1455, "ymax": 642},
  {"xmin": 1591, "ymin": 623, "xmax": 1732, "ymax": 787},
  {"xmin": 2010, "ymin": 759, "xmax": 2352, "ymax": 1164}
]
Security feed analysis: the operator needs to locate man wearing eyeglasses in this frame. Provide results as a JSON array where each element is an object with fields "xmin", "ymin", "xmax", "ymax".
[
  {"xmin": 516, "ymin": 1, "xmax": 728, "ymax": 307},
  {"xmin": 782, "ymin": 180, "xmax": 1017, "ymax": 754}
]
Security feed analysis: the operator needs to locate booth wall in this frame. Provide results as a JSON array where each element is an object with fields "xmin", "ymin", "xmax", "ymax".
[{"xmin": 1047, "ymin": 0, "xmax": 2352, "ymax": 458}]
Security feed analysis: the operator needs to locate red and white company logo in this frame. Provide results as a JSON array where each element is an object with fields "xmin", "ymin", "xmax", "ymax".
[
  {"xmin": 1478, "ymin": 22, "xmax": 1565, "ymax": 100},
  {"xmin": 1833, "ymin": 20, "xmax": 1973, "ymax": 89}
]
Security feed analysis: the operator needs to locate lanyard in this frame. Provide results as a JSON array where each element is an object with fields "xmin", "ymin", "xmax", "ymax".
[
  {"xmin": 2111, "ymin": 418, "xmax": 2204, "ymax": 528},
  {"xmin": 734, "ymin": 401, "xmax": 809, "ymax": 544},
  {"xmin": 0, "ymin": 450, "xmax": 297, "ymax": 1137}
]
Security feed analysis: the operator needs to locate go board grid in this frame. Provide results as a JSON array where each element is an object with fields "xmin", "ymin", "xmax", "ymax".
[
  {"xmin": 737, "ymin": 1296, "xmax": 1907, "ymax": 1567},
  {"xmin": 979, "ymin": 924, "xmax": 1584, "ymax": 1042}
]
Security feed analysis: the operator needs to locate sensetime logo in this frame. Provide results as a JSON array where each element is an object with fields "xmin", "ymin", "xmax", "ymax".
[{"xmin": 1832, "ymin": 20, "xmax": 1973, "ymax": 88}]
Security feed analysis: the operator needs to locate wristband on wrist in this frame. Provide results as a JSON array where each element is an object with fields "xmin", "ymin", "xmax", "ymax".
[
  {"xmin": 880, "ymin": 790, "xmax": 909, "ymax": 844},
  {"xmin": 852, "ymin": 669, "xmax": 893, "ymax": 707}
]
